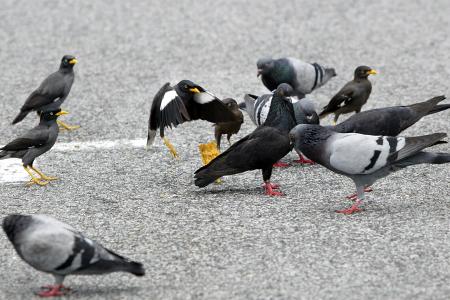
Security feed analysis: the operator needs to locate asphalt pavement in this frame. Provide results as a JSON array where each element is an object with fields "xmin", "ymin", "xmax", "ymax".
[{"xmin": 0, "ymin": 0, "xmax": 449, "ymax": 299}]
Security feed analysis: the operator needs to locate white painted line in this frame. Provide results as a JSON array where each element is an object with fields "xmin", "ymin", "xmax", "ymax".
[{"xmin": 0, "ymin": 139, "xmax": 148, "ymax": 183}]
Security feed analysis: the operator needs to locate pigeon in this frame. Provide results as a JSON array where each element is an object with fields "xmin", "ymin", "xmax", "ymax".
[
  {"xmin": 241, "ymin": 89, "xmax": 318, "ymax": 165},
  {"xmin": 213, "ymin": 98, "xmax": 244, "ymax": 150},
  {"xmin": 1, "ymin": 109, "xmax": 68, "ymax": 186},
  {"xmin": 194, "ymin": 84, "xmax": 297, "ymax": 196},
  {"xmin": 333, "ymin": 95, "xmax": 450, "ymax": 136},
  {"xmin": 319, "ymin": 66, "xmax": 377, "ymax": 124},
  {"xmin": 289, "ymin": 124, "xmax": 450, "ymax": 214},
  {"xmin": 257, "ymin": 57, "xmax": 336, "ymax": 98},
  {"xmin": 2, "ymin": 214, "xmax": 145, "ymax": 297},
  {"xmin": 12, "ymin": 55, "xmax": 79, "ymax": 131},
  {"xmin": 147, "ymin": 80, "xmax": 240, "ymax": 158}
]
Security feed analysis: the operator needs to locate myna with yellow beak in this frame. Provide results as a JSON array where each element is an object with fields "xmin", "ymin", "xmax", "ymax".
[
  {"xmin": 12, "ymin": 55, "xmax": 79, "ymax": 131},
  {"xmin": 319, "ymin": 66, "xmax": 377, "ymax": 124},
  {"xmin": 147, "ymin": 80, "xmax": 241, "ymax": 158},
  {"xmin": 1, "ymin": 109, "xmax": 69, "ymax": 186}
]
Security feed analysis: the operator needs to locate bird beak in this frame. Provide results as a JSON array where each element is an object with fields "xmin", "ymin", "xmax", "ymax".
[
  {"xmin": 189, "ymin": 87, "xmax": 201, "ymax": 93},
  {"xmin": 69, "ymin": 58, "xmax": 78, "ymax": 65},
  {"xmin": 257, "ymin": 69, "xmax": 262, "ymax": 77},
  {"xmin": 55, "ymin": 110, "xmax": 69, "ymax": 116},
  {"xmin": 367, "ymin": 69, "xmax": 377, "ymax": 75}
]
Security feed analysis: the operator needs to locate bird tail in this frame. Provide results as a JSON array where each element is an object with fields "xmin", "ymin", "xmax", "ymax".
[
  {"xmin": 12, "ymin": 110, "xmax": 30, "ymax": 124},
  {"xmin": 318, "ymin": 109, "xmax": 330, "ymax": 119},
  {"xmin": 146, "ymin": 130, "xmax": 156, "ymax": 150},
  {"xmin": 122, "ymin": 260, "xmax": 145, "ymax": 276},
  {"xmin": 428, "ymin": 104, "xmax": 450, "ymax": 115},
  {"xmin": 194, "ymin": 151, "xmax": 240, "ymax": 187},
  {"xmin": 396, "ymin": 151, "xmax": 450, "ymax": 167},
  {"xmin": 103, "ymin": 248, "xmax": 145, "ymax": 276},
  {"xmin": 238, "ymin": 102, "xmax": 246, "ymax": 110}
]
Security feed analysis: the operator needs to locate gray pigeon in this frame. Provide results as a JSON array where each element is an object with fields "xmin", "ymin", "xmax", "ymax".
[
  {"xmin": 257, "ymin": 57, "xmax": 336, "ymax": 98},
  {"xmin": 12, "ymin": 55, "xmax": 78, "ymax": 130},
  {"xmin": 2, "ymin": 214, "xmax": 145, "ymax": 297},
  {"xmin": 289, "ymin": 124, "xmax": 450, "ymax": 214},
  {"xmin": 1, "ymin": 109, "xmax": 68, "ymax": 186},
  {"xmin": 319, "ymin": 66, "xmax": 376, "ymax": 124},
  {"xmin": 332, "ymin": 95, "xmax": 450, "ymax": 136}
]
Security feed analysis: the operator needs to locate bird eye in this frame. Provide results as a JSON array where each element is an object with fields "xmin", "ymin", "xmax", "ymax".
[{"xmin": 184, "ymin": 85, "xmax": 188, "ymax": 89}]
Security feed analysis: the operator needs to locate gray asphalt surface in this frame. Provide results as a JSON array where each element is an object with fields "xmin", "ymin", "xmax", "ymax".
[{"xmin": 1, "ymin": 0, "xmax": 450, "ymax": 299}]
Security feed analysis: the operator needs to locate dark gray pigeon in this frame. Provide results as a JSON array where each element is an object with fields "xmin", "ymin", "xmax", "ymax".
[
  {"xmin": 290, "ymin": 124, "xmax": 450, "ymax": 214},
  {"xmin": 257, "ymin": 57, "xmax": 336, "ymax": 98},
  {"xmin": 2, "ymin": 214, "xmax": 145, "ymax": 297},
  {"xmin": 319, "ymin": 66, "xmax": 376, "ymax": 124},
  {"xmin": 1, "ymin": 109, "xmax": 68, "ymax": 186},
  {"xmin": 12, "ymin": 55, "xmax": 78, "ymax": 130},
  {"xmin": 332, "ymin": 95, "xmax": 450, "ymax": 136}
]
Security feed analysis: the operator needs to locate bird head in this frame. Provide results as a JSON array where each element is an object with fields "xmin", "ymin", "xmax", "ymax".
[
  {"xmin": 39, "ymin": 109, "xmax": 69, "ymax": 121},
  {"xmin": 256, "ymin": 57, "xmax": 274, "ymax": 77},
  {"xmin": 60, "ymin": 55, "xmax": 78, "ymax": 69},
  {"xmin": 222, "ymin": 98, "xmax": 239, "ymax": 110},
  {"xmin": 178, "ymin": 80, "xmax": 205, "ymax": 94},
  {"xmin": 275, "ymin": 83, "xmax": 294, "ymax": 98},
  {"xmin": 354, "ymin": 66, "xmax": 377, "ymax": 79}
]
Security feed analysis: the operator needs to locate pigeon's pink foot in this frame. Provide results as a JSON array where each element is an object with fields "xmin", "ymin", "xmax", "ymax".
[
  {"xmin": 273, "ymin": 161, "xmax": 290, "ymax": 168},
  {"xmin": 346, "ymin": 187, "xmax": 373, "ymax": 199},
  {"xmin": 38, "ymin": 285, "xmax": 68, "ymax": 297},
  {"xmin": 263, "ymin": 182, "xmax": 285, "ymax": 196},
  {"xmin": 293, "ymin": 154, "xmax": 315, "ymax": 165},
  {"xmin": 262, "ymin": 182, "xmax": 280, "ymax": 189},
  {"xmin": 336, "ymin": 200, "xmax": 363, "ymax": 215}
]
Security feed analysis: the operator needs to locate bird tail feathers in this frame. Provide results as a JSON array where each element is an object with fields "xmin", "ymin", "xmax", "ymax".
[
  {"xmin": 428, "ymin": 104, "xmax": 450, "ymax": 115},
  {"xmin": 194, "ymin": 153, "xmax": 240, "ymax": 187},
  {"xmin": 12, "ymin": 110, "xmax": 29, "ymax": 125}
]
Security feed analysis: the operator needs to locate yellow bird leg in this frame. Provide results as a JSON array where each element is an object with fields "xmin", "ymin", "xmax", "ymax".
[
  {"xmin": 57, "ymin": 120, "xmax": 80, "ymax": 131},
  {"xmin": 23, "ymin": 166, "xmax": 48, "ymax": 186},
  {"xmin": 198, "ymin": 141, "xmax": 221, "ymax": 184},
  {"xmin": 163, "ymin": 137, "xmax": 178, "ymax": 158},
  {"xmin": 332, "ymin": 120, "xmax": 337, "ymax": 126},
  {"xmin": 31, "ymin": 166, "xmax": 58, "ymax": 181}
]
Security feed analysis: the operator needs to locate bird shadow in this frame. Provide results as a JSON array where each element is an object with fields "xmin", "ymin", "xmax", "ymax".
[{"xmin": 54, "ymin": 285, "xmax": 142, "ymax": 298}]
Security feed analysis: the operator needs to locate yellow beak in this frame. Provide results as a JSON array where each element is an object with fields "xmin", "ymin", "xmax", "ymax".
[
  {"xmin": 55, "ymin": 110, "xmax": 69, "ymax": 116},
  {"xmin": 189, "ymin": 87, "xmax": 201, "ymax": 93},
  {"xmin": 367, "ymin": 69, "xmax": 377, "ymax": 75},
  {"xmin": 69, "ymin": 58, "xmax": 78, "ymax": 65}
]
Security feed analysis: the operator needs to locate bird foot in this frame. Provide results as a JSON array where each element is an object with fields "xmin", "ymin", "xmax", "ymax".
[
  {"xmin": 336, "ymin": 200, "xmax": 363, "ymax": 215},
  {"xmin": 40, "ymin": 175, "xmax": 58, "ymax": 181},
  {"xmin": 26, "ymin": 178, "xmax": 49, "ymax": 186},
  {"xmin": 345, "ymin": 187, "xmax": 373, "ymax": 200},
  {"xmin": 293, "ymin": 155, "xmax": 315, "ymax": 165},
  {"xmin": 262, "ymin": 182, "xmax": 280, "ymax": 189},
  {"xmin": 38, "ymin": 284, "xmax": 70, "ymax": 297},
  {"xmin": 264, "ymin": 182, "xmax": 284, "ymax": 196},
  {"xmin": 57, "ymin": 120, "xmax": 80, "ymax": 131},
  {"xmin": 273, "ymin": 161, "xmax": 290, "ymax": 168},
  {"xmin": 163, "ymin": 138, "xmax": 179, "ymax": 158}
]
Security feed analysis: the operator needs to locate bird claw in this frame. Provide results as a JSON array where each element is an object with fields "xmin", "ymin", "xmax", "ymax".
[
  {"xmin": 262, "ymin": 182, "xmax": 280, "ymax": 189},
  {"xmin": 57, "ymin": 120, "xmax": 80, "ymax": 131},
  {"xmin": 263, "ymin": 182, "xmax": 284, "ymax": 196},
  {"xmin": 293, "ymin": 155, "xmax": 315, "ymax": 165},
  {"xmin": 37, "ymin": 284, "xmax": 70, "ymax": 297},
  {"xmin": 273, "ymin": 161, "xmax": 290, "ymax": 168},
  {"xmin": 336, "ymin": 200, "xmax": 363, "ymax": 214},
  {"xmin": 26, "ymin": 178, "xmax": 49, "ymax": 187}
]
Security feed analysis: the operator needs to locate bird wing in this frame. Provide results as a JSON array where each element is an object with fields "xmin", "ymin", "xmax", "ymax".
[
  {"xmin": 319, "ymin": 83, "xmax": 354, "ymax": 115},
  {"xmin": 21, "ymin": 72, "xmax": 66, "ymax": 110},
  {"xmin": 390, "ymin": 133, "xmax": 447, "ymax": 162},
  {"xmin": 191, "ymin": 91, "xmax": 240, "ymax": 123},
  {"xmin": 147, "ymin": 83, "xmax": 190, "ymax": 141},
  {"xmin": 1, "ymin": 126, "xmax": 50, "ymax": 151}
]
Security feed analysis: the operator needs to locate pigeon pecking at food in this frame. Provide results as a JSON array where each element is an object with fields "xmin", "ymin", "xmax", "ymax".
[
  {"xmin": 12, "ymin": 55, "xmax": 79, "ymax": 131},
  {"xmin": 2, "ymin": 214, "xmax": 145, "ymax": 297},
  {"xmin": 257, "ymin": 57, "xmax": 336, "ymax": 98},
  {"xmin": 290, "ymin": 124, "xmax": 450, "ymax": 214},
  {"xmin": 319, "ymin": 65, "xmax": 376, "ymax": 124}
]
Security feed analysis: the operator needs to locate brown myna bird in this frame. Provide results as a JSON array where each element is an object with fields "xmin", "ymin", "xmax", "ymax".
[{"xmin": 213, "ymin": 98, "xmax": 243, "ymax": 150}]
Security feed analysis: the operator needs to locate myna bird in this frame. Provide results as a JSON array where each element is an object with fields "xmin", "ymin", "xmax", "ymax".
[
  {"xmin": 257, "ymin": 57, "xmax": 336, "ymax": 98},
  {"xmin": 194, "ymin": 84, "xmax": 297, "ymax": 196},
  {"xmin": 333, "ymin": 95, "xmax": 449, "ymax": 136},
  {"xmin": 319, "ymin": 65, "xmax": 376, "ymax": 124},
  {"xmin": 1, "ymin": 109, "xmax": 68, "ymax": 186},
  {"xmin": 12, "ymin": 55, "xmax": 79, "ymax": 131},
  {"xmin": 147, "ymin": 80, "xmax": 240, "ymax": 158},
  {"xmin": 2, "ymin": 214, "xmax": 145, "ymax": 297},
  {"xmin": 290, "ymin": 124, "xmax": 450, "ymax": 214},
  {"xmin": 214, "ymin": 98, "xmax": 243, "ymax": 150}
]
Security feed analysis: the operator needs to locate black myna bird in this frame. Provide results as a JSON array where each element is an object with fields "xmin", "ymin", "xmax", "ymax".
[
  {"xmin": 214, "ymin": 98, "xmax": 243, "ymax": 150},
  {"xmin": 290, "ymin": 124, "xmax": 450, "ymax": 214},
  {"xmin": 12, "ymin": 55, "xmax": 78, "ymax": 130},
  {"xmin": 257, "ymin": 57, "xmax": 336, "ymax": 98},
  {"xmin": 319, "ymin": 65, "xmax": 376, "ymax": 124},
  {"xmin": 1, "ymin": 109, "xmax": 68, "ymax": 186},
  {"xmin": 2, "ymin": 214, "xmax": 145, "ymax": 297},
  {"xmin": 333, "ymin": 95, "xmax": 449, "ymax": 136},
  {"xmin": 194, "ymin": 84, "xmax": 297, "ymax": 196},
  {"xmin": 147, "ymin": 80, "xmax": 240, "ymax": 158}
]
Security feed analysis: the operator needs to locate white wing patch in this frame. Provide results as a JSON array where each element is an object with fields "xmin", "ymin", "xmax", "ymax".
[
  {"xmin": 329, "ymin": 134, "xmax": 394, "ymax": 174},
  {"xmin": 193, "ymin": 91, "xmax": 216, "ymax": 104},
  {"xmin": 256, "ymin": 96, "xmax": 272, "ymax": 125},
  {"xmin": 160, "ymin": 90, "xmax": 178, "ymax": 110}
]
